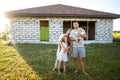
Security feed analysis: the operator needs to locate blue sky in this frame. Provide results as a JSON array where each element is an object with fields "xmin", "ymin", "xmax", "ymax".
[{"xmin": 0, "ymin": 0, "xmax": 120, "ymax": 31}]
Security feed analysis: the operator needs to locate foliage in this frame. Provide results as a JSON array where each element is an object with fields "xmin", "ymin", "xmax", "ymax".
[
  {"xmin": 0, "ymin": 24, "xmax": 10, "ymax": 41},
  {"xmin": 40, "ymin": 27, "xmax": 49, "ymax": 41},
  {"xmin": 113, "ymin": 31, "xmax": 120, "ymax": 42}
]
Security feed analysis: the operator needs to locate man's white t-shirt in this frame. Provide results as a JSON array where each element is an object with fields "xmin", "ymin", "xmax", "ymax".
[{"xmin": 69, "ymin": 28, "xmax": 86, "ymax": 47}]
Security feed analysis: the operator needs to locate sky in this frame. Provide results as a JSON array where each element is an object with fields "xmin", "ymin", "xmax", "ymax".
[{"xmin": 0, "ymin": 0, "xmax": 120, "ymax": 32}]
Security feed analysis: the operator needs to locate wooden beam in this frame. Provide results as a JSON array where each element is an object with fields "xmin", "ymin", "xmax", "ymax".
[
  {"xmin": 71, "ymin": 21, "xmax": 72, "ymax": 29},
  {"xmin": 87, "ymin": 21, "xmax": 89, "ymax": 40}
]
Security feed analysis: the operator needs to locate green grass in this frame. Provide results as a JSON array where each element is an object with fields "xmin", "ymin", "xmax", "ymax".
[
  {"xmin": 0, "ymin": 41, "xmax": 120, "ymax": 80},
  {"xmin": 40, "ymin": 27, "xmax": 49, "ymax": 41}
]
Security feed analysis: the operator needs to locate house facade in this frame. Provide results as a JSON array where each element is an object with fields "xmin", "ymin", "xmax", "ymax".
[{"xmin": 5, "ymin": 4, "xmax": 120, "ymax": 44}]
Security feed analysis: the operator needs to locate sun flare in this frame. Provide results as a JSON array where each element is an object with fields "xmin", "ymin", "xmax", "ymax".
[{"xmin": 0, "ymin": 13, "xmax": 10, "ymax": 32}]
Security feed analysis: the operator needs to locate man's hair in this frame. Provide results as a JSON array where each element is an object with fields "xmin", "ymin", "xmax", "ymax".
[
  {"xmin": 73, "ymin": 21, "xmax": 79, "ymax": 24},
  {"xmin": 72, "ymin": 21, "xmax": 80, "ymax": 28}
]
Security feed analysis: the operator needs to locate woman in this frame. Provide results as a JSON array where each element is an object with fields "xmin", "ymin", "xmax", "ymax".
[{"xmin": 52, "ymin": 28, "xmax": 71, "ymax": 71}]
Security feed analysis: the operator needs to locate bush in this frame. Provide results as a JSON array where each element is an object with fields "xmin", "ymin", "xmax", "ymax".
[
  {"xmin": 113, "ymin": 38, "xmax": 120, "ymax": 42},
  {"xmin": 2, "ymin": 34, "xmax": 9, "ymax": 40},
  {"xmin": 113, "ymin": 31, "xmax": 120, "ymax": 42}
]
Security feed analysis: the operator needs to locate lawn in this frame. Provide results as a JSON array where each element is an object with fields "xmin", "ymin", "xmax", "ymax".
[{"xmin": 0, "ymin": 41, "xmax": 120, "ymax": 80}]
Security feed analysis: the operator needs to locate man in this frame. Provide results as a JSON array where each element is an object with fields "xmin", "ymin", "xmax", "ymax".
[{"xmin": 69, "ymin": 21, "xmax": 88, "ymax": 75}]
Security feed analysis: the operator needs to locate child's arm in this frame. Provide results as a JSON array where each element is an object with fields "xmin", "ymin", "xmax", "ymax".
[{"xmin": 59, "ymin": 41, "xmax": 67, "ymax": 53}]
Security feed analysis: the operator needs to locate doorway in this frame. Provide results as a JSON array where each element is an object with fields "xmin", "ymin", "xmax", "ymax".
[
  {"xmin": 40, "ymin": 20, "xmax": 49, "ymax": 41},
  {"xmin": 63, "ymin": 21, "xmax": 72, "ymax": 33},
  {"xmin": 79, "ymin": 21, "xmax": 95, "ymax": 40},
  {"xmin": 63, "ymin": 21, "xmax": 95, "ymax": 40}
]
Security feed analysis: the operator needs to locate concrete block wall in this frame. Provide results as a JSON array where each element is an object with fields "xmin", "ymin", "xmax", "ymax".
[
  {"xmin": 9, "ymin": 17, "xmax": 113, "ymax": 44},
  {"xmin": 49, "ymin": 18, "xmax": 63, "ymax": 42},
  {"xmin": 95, "ymin": 19, "xmax": 113, "ymax": 42},
  {"xmin": 10, "ymin": 17, "xmax": 63, "ymax": 43},
  {"xmin": 10, "ymin": 17, "xmax": 40, "ymax": 43}
]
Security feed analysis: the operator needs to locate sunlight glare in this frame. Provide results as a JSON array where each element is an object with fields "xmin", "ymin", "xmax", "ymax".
[{"xmin": 0, "ymin": 13, "xmax": 10, "ymax": 32}]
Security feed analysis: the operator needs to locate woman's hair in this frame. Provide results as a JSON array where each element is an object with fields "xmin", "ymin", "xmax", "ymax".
[
  {"xmin": 67, "ymin": 34, "xmax": 71, "ymax": 46},
  {"xmin": 63, "ymin": 28, "xmax": 71, "ymax": 46},
  {"xmin": 64, "ymin": 28, "xmax": 68, "ymax": 33}
]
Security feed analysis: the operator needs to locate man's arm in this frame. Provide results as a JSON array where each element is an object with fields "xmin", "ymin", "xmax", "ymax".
[{"xmin": 77, "ymin": 33, "xmax": 88, "ymax": 39}]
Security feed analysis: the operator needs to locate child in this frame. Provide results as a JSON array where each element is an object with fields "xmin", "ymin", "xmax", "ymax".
[
  {"xmin": 57, "ymin": 36, "xmax": 69, "ymax": 75},
  {"xmin": 52, "ymin": 29, "xmax": 71, "ymax": 71},
  {"xmin": 74, "ymin": 28, "xmax": 85, "ymax": 44}
]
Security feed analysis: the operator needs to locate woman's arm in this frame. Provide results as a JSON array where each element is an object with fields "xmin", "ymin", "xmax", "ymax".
[
  {"xmin": 59, "ymin": 40, "xmax": 64, "ymax": 49},
  {"xmin": 69, "ymin": 37, "xmax": 76, "ymax": 41},
  {"xmin": 60, "ymin": 37, "xmax": 68, "ymax": 53}
]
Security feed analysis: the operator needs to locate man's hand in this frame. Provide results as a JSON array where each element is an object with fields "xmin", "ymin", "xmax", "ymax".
[{"xmin": 76, "ymin": 33, "xmax": 87, "ymax": 39}]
